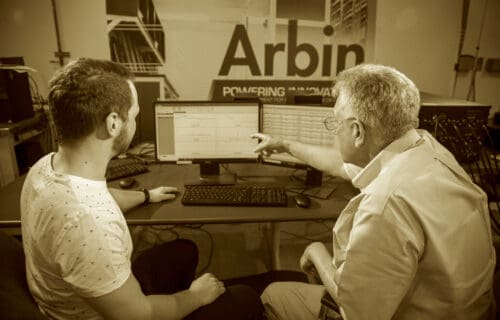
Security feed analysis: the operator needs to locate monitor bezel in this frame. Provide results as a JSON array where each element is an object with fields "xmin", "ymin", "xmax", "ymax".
[{"xmin": 154, "ymin": 99, "xmax": 262, "ymax": 165}]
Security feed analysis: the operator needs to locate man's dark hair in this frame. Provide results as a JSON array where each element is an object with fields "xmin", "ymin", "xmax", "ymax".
[{"xmin": 48, "ymin": 58, "xmax": 134, "ymax": 144}]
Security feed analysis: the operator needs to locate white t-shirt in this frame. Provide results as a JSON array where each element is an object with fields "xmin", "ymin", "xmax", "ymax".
[{"xmin": 21, "ymin": 153, "xmax": 133, "ymax": 320}]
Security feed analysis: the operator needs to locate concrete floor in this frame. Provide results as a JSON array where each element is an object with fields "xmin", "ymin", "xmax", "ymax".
[{"xmin": 131, "ymin": 220, "xmax": 334, "ymax": 280}]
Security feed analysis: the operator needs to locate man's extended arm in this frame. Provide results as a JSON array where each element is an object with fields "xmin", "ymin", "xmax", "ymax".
[
  {"xmin": 86, "ymin": 272, "xmax": 225, "ymax": 320},
  {"xmin": 252, "ymin": 133, "xmax": 349, "ymax": 180},
  {"xmin": 108, "ymin": 186, "xmax": 178, "ymax": 212}
]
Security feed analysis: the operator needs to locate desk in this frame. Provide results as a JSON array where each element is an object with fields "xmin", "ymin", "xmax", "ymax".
[{"xmin": 0, "ymin": 162, "xmax": 358, "ymax": 268}]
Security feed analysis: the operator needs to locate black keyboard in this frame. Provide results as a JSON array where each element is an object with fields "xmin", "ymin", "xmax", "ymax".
[
  {"xmin": 182, "ymin": 184, "xmax": 288, "ymax": 206},
  {"xmin": 105, "ymin": 158, "xmax": 148, "ymax": 181}
]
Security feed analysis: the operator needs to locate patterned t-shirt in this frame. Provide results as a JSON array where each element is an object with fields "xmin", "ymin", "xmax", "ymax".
[{"xmin": 21, "ymin": 153, "xmax": 133, "ymax": 320}]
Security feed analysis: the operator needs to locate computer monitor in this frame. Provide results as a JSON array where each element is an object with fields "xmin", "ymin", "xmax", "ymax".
[
  {"xmin": 261, "ymin": 103, "xmax": 334, "ymax": 185},
  {"xmin": 154, "ymin": 100, "xmax": 261, "ymax": 184}
]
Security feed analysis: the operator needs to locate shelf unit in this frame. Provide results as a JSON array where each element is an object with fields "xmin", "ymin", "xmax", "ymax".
[
  {"xmin": 330, "ymin": 0, "xmax": 367, "ymax": 32},
  {"xmin": 106, "ymin": 0, "xmax": 165, "ymax": 74},
  {"xmin": 105, "ymin": 0, "xmax": 178, "ymax": 127}
]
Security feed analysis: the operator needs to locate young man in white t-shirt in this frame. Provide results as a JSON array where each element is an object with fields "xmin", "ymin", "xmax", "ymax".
[{"xmin": 21, "ymin": 58, "xmax": 263, "ymax": 320}]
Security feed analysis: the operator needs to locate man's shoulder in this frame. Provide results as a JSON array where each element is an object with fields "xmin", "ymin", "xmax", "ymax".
[
  {"xmin": 359, "ymin": 136, "xmax": 462, "ymax": 213},
  {"xmin": 362, "ymin": 146, "xmax": 432, "ymax": 194},
  {"xmin": 27, "ymin": 152, "xmax": 53, "ymax": 174},
  {"xmin": 22, "ymin": 172, "xmax": 104, "ymax": 242},
  {"xmin": 373, "ymin": 130, "xmax": 461, "ymax": 186},
  {"xmin": 22, "ymin": 153, "xmax": 56, "ymax": 193}
]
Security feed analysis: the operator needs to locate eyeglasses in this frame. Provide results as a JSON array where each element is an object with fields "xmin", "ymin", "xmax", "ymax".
[
  {"xmin": 323, "ymin": 117, "xmax": 340, "ymax": 132},
  {"xmin": 323, "ymin": 116, "xmax": 356, "ymax": 134}
]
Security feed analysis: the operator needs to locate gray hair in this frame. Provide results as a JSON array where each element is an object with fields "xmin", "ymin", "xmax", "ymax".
[{"xmin": 333, "ymin": 63, "xmax": 420, "ymax": 144}]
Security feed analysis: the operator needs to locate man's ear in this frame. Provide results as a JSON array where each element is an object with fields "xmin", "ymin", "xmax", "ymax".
[
  {"xmin": 352, "ymin": 120, "xmax": 366, "ymax": 148},
  {"xmin": 105, "ymin": 112, "xmax": 122, "ymax": 138}
]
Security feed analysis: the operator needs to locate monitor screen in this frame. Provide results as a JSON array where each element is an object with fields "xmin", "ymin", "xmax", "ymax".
[
  {"xmin": 261, "ymin": 104, "xmax": 334, "ymax": 168},
  {"xmin": 154, "ymin": 100, "xmax": 260, "ymax": 163}
]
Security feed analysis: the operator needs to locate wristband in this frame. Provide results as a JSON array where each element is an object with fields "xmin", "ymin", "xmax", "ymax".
[{"xmin": 141, "ymin": 188, "xmax": 150, "ymax": 205}]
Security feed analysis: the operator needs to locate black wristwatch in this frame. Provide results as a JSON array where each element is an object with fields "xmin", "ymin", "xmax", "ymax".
[{"xmin": 141, "ymin": 188, "xmax": 150, "ymax": 205}]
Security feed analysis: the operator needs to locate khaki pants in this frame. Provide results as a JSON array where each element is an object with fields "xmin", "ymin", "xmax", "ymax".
[{"xmin": 261, "ymin": 281, "xmax": 340, "ymax": 320}]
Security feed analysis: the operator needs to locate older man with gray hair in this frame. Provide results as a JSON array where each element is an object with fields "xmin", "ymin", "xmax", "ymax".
[{"xmin": 252, "ymin": 64, "xmax": 495, "ymax": 320}]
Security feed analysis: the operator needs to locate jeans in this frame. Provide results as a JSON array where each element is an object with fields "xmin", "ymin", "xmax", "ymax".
[{"xmin": 132, "ymin": 239, "xmax": 264, "ymax": 320}]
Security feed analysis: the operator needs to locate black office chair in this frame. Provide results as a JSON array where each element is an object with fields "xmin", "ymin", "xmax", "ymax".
[
  {"xmin": 0, "ymin": 231, "xmax": 47, "ymax": 319},
  {"xmin": 319, "ymin": 292, "xmax": 342, "ymax": 320}
]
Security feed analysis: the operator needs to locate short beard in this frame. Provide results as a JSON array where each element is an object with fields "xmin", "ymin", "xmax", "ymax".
[{"xmin": 112, "ymin": 125, "xmax": 130, "ymax": 156}]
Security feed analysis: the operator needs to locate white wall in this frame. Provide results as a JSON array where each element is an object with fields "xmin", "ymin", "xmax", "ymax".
[
  {"xmin": 373, "ymin": 0, "xmax": 500, "ymax": 115},
  {"xmin": 162, "ymin": 19, "xmax": 246, "ymax": 99},
  {"xmin": 160, "ymin": 0, "xmax": 499, "ymax": 114},
  {"xmin": 0, "ymin": 0, "xmax": 58, "ymax": 96},
  {"xmin": 0, "ymin": 0, "xmax": 109, "ymax": 98},
  {"xmin": 159, "ymin": 0, "xmax": 370, "ymax": 99},
  {"xmin": 1, "ymin": 0, "xmax": 498, "ymax": 113},
  {"xmin": 372, "ymin": 0, "xmax": 461, "ymax": 96},
  {"xmin": 56, "ymin": 0, "xmax": 110, "ymax": 62},
  {"xmin": 158, "ymin": 0, "xmax": 272, "ymax": 98},
  {"xmin": 453, "ymin": 0, "xmax": 500, "ymax": 115}
]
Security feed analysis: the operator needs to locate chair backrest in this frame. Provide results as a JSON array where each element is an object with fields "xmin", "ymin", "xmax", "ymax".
[
  {"xmin": 0, "ymin": 231, "xmax": 47, "ymax": 319},
  {"xmin": 492, "ymin": 236, "xmax": 500, "ymax": 319}
]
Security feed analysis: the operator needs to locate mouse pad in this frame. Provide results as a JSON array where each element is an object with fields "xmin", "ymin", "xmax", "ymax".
[
  {"xmin": 303, "ymin": 185, "xmax": 337, "ymax": 199},
  {"xmin": 287, "ymin": 184, "xmax": 337, "ymax": 200}
]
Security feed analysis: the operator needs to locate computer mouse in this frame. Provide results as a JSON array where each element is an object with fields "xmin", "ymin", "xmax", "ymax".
[
  {"xmin": 293, "ymin": 194, "xmax": 311, "ymax": 208},
  {"xmin": 119, "ymin": 177, "xmax": 136, "ymax": 189}
]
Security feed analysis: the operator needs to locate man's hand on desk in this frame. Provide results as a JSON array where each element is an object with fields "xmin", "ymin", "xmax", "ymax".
[
  {"xmin": 108, "ymin": 186, "xmax": 178, "ymax": 212},
  {"xmin": 149, "ymin": 186, "xmax": 178, "ymax": 203}
]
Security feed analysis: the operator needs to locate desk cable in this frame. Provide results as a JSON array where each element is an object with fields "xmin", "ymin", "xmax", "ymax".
[
  {"xmin": 132, "ymin": 224, "xmax": 214, "ymax": 274},
  {"xmin": 280, "ymin": 220, "xmax": 335, "ymax": 243}
]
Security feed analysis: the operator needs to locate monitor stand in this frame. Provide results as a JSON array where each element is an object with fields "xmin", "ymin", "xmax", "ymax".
[
  {"xmin": 287, "ymin": 168, "xmax": 335, "ymax": 199},
  {"xmin": 185, "ymin": 162, "xmax": 236, "ymax": 186},
  {"xmin": 305, "ymin": 168, "xmax": 323, "ymax": 186},
  {"xmin": 302, "ymin": 168, "xmax": 336, "ymax": 199}
]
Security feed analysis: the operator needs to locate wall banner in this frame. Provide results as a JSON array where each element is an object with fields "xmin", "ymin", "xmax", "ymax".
[
  {"xmin": 209, "ymin": 0, "xmax": 373, "ymax": 103},
  {"xmin": 211, "ymin": 79, "xmax": 335, "ymax": 104}
]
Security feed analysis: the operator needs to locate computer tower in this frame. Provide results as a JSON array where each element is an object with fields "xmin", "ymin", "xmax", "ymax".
[{"xmin": 0, "ymin": 67, "xmax": 34, "ymax": 123}]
